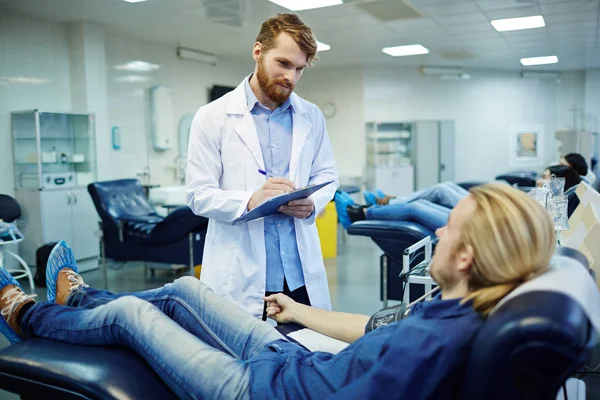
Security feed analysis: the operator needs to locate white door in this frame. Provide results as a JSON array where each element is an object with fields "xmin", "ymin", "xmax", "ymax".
[
  {"xmin": 40, "ymin": 190, "xmax": 74, "ymax": 247},
  {"xmin": 69, "ymin": 188, "xmax": 99, "ymax": 261},
  {"xmin": 414, "ymin": 121, "xmax": 440, "ymax": 190},
  {"xmin": 439, "ymin": 121, "xmax": 455, "ymax": 182}
]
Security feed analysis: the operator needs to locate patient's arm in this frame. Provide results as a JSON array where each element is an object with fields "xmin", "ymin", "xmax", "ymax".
[{"xmin": 264, "ymin": 293, "xmax": 370, "ymax": 343}]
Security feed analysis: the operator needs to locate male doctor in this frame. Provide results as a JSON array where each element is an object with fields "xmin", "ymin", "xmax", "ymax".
[{"xmin": 186, "ymin": 13, "xmax": 338, "ymax": 318}]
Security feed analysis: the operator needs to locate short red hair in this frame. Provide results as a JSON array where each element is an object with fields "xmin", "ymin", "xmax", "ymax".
[{"xmin": 255, "ymin": 13, "xmax": 319, "ymax": 65}]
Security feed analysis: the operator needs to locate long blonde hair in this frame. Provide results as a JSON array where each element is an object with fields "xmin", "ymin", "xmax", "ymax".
[{"xmin": 461, "ymin": 184, "xmax": 556, "ymax": 316}]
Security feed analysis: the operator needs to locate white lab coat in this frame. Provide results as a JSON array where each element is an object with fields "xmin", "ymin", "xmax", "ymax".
[{"xmin": 186, "ymin": 78, "xmax": 339, "ymax": 317}]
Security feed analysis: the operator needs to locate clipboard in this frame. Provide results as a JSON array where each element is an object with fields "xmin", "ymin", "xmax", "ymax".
[{"xmin": 232, "ymin": 180, "xmax": 335, "ymax": 225}]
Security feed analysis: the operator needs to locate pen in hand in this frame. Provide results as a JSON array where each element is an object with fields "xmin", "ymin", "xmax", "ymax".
[{"xmin": 258, "ymin": 169, "xmax": 269, "ymax": 177}]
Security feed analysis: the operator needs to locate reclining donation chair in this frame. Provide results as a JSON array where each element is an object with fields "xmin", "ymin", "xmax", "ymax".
[
  {"xmin": 348, "ymin": 220, "xmax": 434, "ymax": 305},
  {"xmin": 87, "ymin": 179, "xmax": 208, "ymax": 287},
  {"xmin": 496, "ymin": 169, "xmax": 538, "ymax": 189},
  {"xmin": 0, "ymin": 248, "xmax": 595, "ymax": 399}
]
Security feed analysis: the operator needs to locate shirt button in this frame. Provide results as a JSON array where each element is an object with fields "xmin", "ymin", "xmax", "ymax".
[
  {"xmin": 281, "ymin": 251, "xmax": 285, "ymax": 255},
  {"xmin": 278, "ymin": 223, "xmax": 281, "ymax": 228}
]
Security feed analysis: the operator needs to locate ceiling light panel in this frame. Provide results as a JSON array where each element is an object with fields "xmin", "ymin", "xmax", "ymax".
[
  {"xmin": 114, "ymin": 61, "xmax": 159, "ymax": 72},
  {"xmin": 520, "ymin": 55, "xmax": 558, "ymax": 66},
  {"xmin": 268, "ymin": 0, "xmax": 342, "ymax": 11},
  {"xmin": 491, "ymin": 15, "xmax": 545, "ymax": 32},
  {"xmin": 382, "ymin": 44, "xmax": 429, "ymax": 57}
]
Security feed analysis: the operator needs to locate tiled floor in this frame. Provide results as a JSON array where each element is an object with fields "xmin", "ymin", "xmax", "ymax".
[{"xmin": 0, "ymin": 234, "xmax": 599, "ymax": 399}]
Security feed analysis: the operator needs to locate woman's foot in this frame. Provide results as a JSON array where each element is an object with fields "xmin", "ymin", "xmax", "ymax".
[
  {"xmin": 0, "ymin": 268, "xmax": 36, "ymax": 344},
  {"xmin": 334, "ymin": 191, "xmax": 355, "ymax": 229},
  {"xmin": 376, "ymin": 195, "xmax": 396, "ymax": 205},
  {"xmin": 363, "ymin": 191, "xmax": 377, "ymax": 206},
  {"xmin": 46, "ymin": 241, "xmax": 88, "ymax": 304},
  {"xmin": 347, "ymin": 205, "xmax": 367, "ymax": 223}
]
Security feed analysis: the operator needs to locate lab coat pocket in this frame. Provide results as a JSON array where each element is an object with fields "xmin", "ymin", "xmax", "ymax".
[{"xmin": 221, "ymin": 152, "xmax": 249, "ymax": 190}]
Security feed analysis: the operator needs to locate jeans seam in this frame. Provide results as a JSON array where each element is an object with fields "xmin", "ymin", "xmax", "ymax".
[
  {"xmin": 150, "ymin": 294, "xmax": 240, "ymax": 359},
  {"xmin": 68, "ymin": 289, "xmax": 103, "ymax": 307},
  {"xmin": 71, "ymin": 289, "xmax": 243, "ymax": 358}
]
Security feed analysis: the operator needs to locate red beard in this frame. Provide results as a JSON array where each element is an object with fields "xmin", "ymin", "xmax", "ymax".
[{"xmin": 257, "ymin": 59, "xmax": 294, "ymax": 104}]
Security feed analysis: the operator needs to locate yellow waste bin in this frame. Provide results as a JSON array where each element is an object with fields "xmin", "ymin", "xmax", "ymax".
[
  {"xmin": 316, "ymin": 201, "xmax": 338, "ymax": 259},
  {"xmin": 194, "ymin": 265, "xmax": 202, "ymax": 279}
]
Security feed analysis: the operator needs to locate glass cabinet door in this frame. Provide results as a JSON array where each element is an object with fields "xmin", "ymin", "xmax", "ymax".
[
  {"xmin": 12, "ymin": 111, "xmax": 97, "ymax": 190},
  {"xmin": 12, "ymin": 111, "xmax": 40, "ymax": 189},
  {"xmin": 365, "ymin": 122, "xmax": 413, "ymax": 168}
]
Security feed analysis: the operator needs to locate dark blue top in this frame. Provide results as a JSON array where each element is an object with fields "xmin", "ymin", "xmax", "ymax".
[{"xmin": 250, "ymin": 295, "xmax": 484, "ymax": 399}]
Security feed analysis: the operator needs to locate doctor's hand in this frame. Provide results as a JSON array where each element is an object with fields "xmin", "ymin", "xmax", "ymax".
[
  {"xmin": 248, "ymin": 178, "xmax": 296, "ymax": 211},
  {"xmin": 279, "ymin": 198, "xmax": 315, "ymax": 219},
  {"xmin": 264, "ymin": 293, "xmax": 297, "ymax": 324}
]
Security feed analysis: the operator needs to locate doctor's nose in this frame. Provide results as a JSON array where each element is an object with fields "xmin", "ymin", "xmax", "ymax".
[{"xmin": 283, "ymin": 72, "xmax": 295, "ymax": 85}]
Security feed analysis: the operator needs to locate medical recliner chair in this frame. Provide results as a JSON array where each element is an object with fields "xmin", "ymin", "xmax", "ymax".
[
  {"xmin": 348, "ymin": 220, "xmax": 435, "ymax": 305},
  {"xmin": 496, "ymin": 169, "xmax": 538, "ymax": 189},
  {"xmin": 87, "ymin": 179, "xmax": 209, "ymax": 287},
  {"xmin": 0, "ymin": 248, "xmax": 594, "ymax": 399}
]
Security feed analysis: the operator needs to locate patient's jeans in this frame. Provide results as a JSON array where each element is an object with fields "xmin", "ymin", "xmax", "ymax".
[
  {"xmin": 389, "ymin": 182, "xmax": 468, "ymax": 209},
  {"xmin": 366, "ymin": 199, "xmax": 450, "ymax": 232},
  {"xmin": 19, "ymin": 277, "xmax": 285, "ymax": 400}
]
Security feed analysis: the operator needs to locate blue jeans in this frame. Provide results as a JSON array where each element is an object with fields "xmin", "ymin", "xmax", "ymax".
[
  {"xmin": 20, "ymin": 277, "xmax": 286, "ymax": 400},
  {"xmin": 366, "ymin": 199, "xmax": 450, "ymax": 232},
  {"xmin": 389, "ymin": 182, "xmax": 468, "ymax": 209}
]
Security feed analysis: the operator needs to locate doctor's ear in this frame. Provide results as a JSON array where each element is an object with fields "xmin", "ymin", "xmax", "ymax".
[{"xmin": 252, "ymin": 42, "xmax": 263, "ymax": 61}]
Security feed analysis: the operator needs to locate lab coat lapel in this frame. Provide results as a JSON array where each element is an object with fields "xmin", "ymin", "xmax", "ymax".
[
  {"xmin": 289, "ymin": 112, "xmax": 311, "ymax": 183},
  {"xmin": 233, "ymin": 111, "xmax": 265, "ymax": 171}
]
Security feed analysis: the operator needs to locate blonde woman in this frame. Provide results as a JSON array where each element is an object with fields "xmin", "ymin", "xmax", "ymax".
[{"xmin": 0, "ymin": 184, "xmax": 555, "ymax": 399}]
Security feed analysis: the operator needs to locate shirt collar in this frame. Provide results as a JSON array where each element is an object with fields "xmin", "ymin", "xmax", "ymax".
[
  {"xmin": 244, "ymin": 73, "xmax": 293, "ymax": 113},
  {"xmin": 413, "ymin": 293, "xmax": 478, "ymax": 320}
]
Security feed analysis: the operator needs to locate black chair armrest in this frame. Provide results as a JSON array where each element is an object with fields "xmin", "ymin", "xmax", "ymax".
[{"xmin": 347, "ymin": 220, "xmax": 434, "ymax": 240}]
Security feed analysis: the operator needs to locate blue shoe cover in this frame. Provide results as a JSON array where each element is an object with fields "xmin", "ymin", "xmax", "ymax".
[{"xmin": 46, "ymin": 241, "xmax": 79, "ymax": 303}]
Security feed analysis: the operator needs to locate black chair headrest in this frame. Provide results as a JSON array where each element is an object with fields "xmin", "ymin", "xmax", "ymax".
[
  {"xmin": 460, "ymin": 291, "xmax": 592, "ymax": 399},
  {"xmin": 0, "ymin": 195, "xmax": 21, "ymax": 223},
  {"xmin": 88, "ymin": 180, "xmax": 160, "ymax": 226}
]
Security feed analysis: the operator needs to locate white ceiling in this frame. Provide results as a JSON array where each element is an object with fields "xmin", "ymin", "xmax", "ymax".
[{"xmin": 1, "ymin": 0, "xmax": 599, "ymax": 71}]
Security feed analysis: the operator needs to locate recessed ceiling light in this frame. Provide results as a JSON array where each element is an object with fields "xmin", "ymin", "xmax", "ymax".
[
  {"xmin": 317, "ymin": 41, "xmax": 331, "ymax": 52},
  {"xmin": 520, "ymin": 55, "xmax": 558, "ymax": 66},
  {"xmin": 116, "ymin": 75, "xmax": 152, "ymax": 83},
  {"xmin": 268, "ymin": 0, "xmax": 343, "ymax": 11},
  {"xmin": 115, "ymin": 61, "xmax": 159, "ymax": 72},
  {"xmin": 382, "ymin": 44, "xmax": 429, "ymax": 57},
  {"xmin": 1, "ymin": 76, "xmax": 52, "ymax": 84},
  {"xmin": 491, "ymin": 15, "xmax": 545, "ymax": 32},
  {"xmin": 123, "ymin": 0, "xmax": 148, "ymax": 3}
]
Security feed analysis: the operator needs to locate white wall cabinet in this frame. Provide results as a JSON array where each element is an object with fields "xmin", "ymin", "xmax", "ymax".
[{"xmin": 17, "ymin": 188, "xmax": 98, "ymax": 269}]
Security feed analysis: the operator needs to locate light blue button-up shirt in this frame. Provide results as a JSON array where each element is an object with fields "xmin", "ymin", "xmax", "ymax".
[{"xmin": 245, "ymin": 76, "xmax": 305, "ymax": 292}]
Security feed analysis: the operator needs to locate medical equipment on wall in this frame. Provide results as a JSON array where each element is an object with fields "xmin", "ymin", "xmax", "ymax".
[
  {"xmin": 171, "ymin": 113, "xmax": 194, "ymax": 184},
  {"xmin": 112, "ymin": 126, "xmax": 121, "ymax": 150},
  {"xmin": 149, "ymin": 86, "xmax": 174, "ymax": 151}
]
